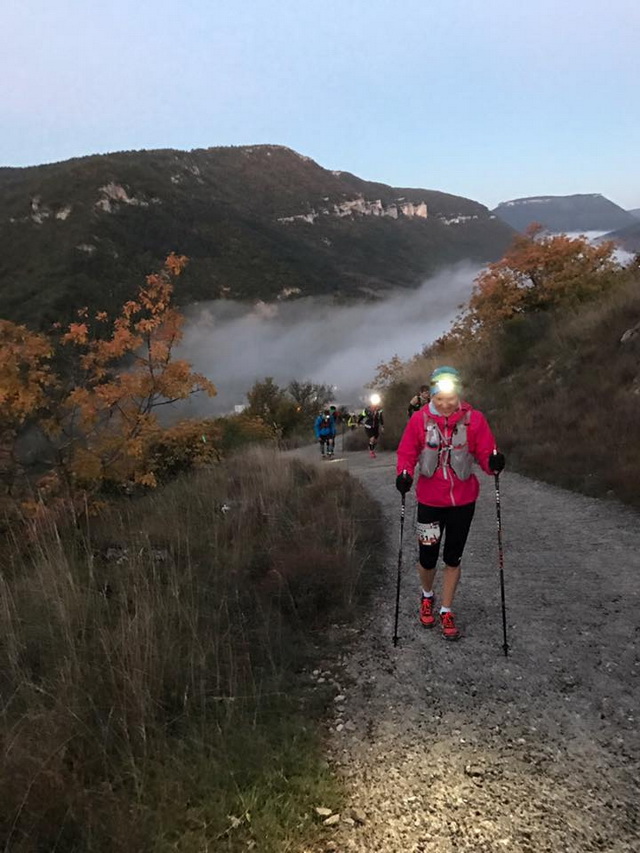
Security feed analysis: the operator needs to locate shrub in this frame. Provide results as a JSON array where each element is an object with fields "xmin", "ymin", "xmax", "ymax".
[{"xmin": 246, "ymin": 377, "xmax": 337, "ymax": 441}]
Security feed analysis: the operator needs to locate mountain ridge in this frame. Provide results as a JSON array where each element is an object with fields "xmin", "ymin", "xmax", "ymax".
[
  {"xmin": 0, "ymin": 144, "xmax": 514, "ymax": 327},
  {"xmin": 492, "ymin": 193, "xmax": 635, "ymax": 233}
]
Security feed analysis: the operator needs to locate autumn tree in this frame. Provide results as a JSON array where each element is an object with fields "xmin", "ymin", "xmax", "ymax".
[
  {"xmin": 246, "ymin": 377, "xmax": 299, "ymax": 438},
  {"xmin": 246, "ymin": 377, "xmax": 336, "ymax": 439},
  {"xmin": 454, "ymin": 225, "xmax": 621, "ymax": 339},
  {"xmin": 1, "ymin": 254, "xmax": 217, "ymax": 512},
  {"xmin": 0, "ymin": 321, "xmax": 54, "ymax": 494},
  {"xmin": 287, "ymin": 380, "xmax": 333, "ymax": 418},
  {"xmin": 371, "ymin": 354, "xmax": 408, "ymax": 389},
  {"xmin": 246, "ymin": 377, "xmax": 286, "ymax": 423}
]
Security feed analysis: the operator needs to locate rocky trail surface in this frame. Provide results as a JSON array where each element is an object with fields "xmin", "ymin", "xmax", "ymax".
[{"xmin": 299, "ymin": 440, "xmax": 640, "ymax": 853}]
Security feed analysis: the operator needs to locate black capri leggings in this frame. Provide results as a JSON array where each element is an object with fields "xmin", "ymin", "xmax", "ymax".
[{"xmin": 417, "ymin": 502, "xmax": 476, "ymax": 570}]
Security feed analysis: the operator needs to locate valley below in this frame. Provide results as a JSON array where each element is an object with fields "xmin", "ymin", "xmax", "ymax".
[{"xmin": 176, "ymin": 262, "xmax": 480, "ymax": 415}]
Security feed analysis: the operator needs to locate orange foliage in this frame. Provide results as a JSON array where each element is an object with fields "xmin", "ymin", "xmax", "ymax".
[
  {"xmin": 0, "ymin": 321, "xmax": 54, "ymax": 423},
  {"xmin": 455, "ymin": 225, "xmax": 621, "ymax": 339},
  {"xmin": 371, "ymin": 354, "xmax": 406, "ymax": 389},
  {"xmin": 0, "ymin": 322, "xmax": 55, "ymax": 496},
  {"xmin": 146, "ymin": 418, "xmax": 223, "ymax": 483},
  {"xmin": 1, "ymin": 254, "xmax": 217, "ymax": 514}
]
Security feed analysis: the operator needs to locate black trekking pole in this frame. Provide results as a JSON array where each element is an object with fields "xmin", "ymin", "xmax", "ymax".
[
  {"xmin": 494, "ymin": 472, "xmax": 509, "ymax": 657},
  {"xmin": 392, "ymin": 493, "xmax": 406, "ymax": 647}
]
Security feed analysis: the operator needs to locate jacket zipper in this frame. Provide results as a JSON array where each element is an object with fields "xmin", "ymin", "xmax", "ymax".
[{"xmin": 444, "ymin": 417, "xmax": 456, "ymax": 506}]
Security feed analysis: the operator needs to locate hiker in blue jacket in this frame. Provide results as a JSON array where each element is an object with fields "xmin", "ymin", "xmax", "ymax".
[{"xmin": 314, "ymin": 408, "xmax": 337, "ymax": 459}]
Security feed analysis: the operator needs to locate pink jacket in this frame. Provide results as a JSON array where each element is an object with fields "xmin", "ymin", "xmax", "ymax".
[{"xmin": 396, "ymin": 401, "xmax": 497, "ymax": 507}]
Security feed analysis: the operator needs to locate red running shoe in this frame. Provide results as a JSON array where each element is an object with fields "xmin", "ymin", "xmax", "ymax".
[
  {"xmin": 369, "ymin": 449, "xmax": 376, "ymax": 458},
  {"xmin": 419, "ymin": 595, "xmax": 435, "ymax": 628},
  {"xmin": 439, "ymin": 610, "xmax": 461, "ymax": 641}
]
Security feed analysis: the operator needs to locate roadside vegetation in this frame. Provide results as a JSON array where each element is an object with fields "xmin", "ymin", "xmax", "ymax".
[
  {"xmin": 377, "ymin": 227, "xmax": 640, "ymax": 507},
  {"xmin": 245, "ymin": 377, "xmax": 336, "ymax": 446},
  {"xmin": 0, "ymin": 259, "xmax": 384, "ymax": 850},
  {"xmin": 0, "ymin": 448, "xmax": 382, "ymax": 851}
]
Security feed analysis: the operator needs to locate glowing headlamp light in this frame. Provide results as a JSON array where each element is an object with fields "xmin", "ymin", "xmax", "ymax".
[
  {"xmin": 435, "ymin": 377, "xmax": 456, "ymax": 394},
  {"xmin": 370, "ymin": 393, "xmax": 381, "ymax": 406}
]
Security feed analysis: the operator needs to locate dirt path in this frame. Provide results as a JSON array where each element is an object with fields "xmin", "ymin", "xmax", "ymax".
[{"xmin": 301, "ymin": 439, "xmax": 640, "ymax": 852}]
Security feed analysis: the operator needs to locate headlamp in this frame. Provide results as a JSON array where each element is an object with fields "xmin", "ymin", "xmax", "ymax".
[
  {"xmin": 435, "ymin": 378, "xmax": 456, "ymax": 394},
  {"xmin": 430, "ymin": 373, "xmax": 461, "ymax": 396},
  {"xmin": 370, "ymin": 393, "xmax": 381, "ymax": 406}
]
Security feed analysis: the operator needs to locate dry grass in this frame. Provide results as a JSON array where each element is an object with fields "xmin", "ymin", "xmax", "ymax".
[{"xmin": 0, "ymin": 448, "xmax": 383, "ymax": 852}]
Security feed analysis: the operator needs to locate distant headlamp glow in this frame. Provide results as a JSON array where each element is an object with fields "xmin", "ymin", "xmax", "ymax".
[{"xmin": 370, "ymin": 393, "xmax": 381, "ymax": 406}]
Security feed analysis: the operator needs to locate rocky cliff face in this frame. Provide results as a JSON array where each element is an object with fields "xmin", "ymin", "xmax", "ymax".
[
  {"xmin": 0, "ymin": 144, "xmax": 514, "ymax": 326},
  {"xmin": 278, "ymin": 196, "xmax": 429, "ymax": 223}
]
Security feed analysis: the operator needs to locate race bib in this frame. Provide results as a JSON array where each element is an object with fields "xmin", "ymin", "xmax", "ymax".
[{"xmin": 417, "ymin": 521, "xmax": 441, "ymax": 546}]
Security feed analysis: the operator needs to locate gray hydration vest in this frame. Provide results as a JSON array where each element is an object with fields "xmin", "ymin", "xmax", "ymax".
[{"xmin": 418, "ymin": 410, "xmax": 473, "ymax": 481}]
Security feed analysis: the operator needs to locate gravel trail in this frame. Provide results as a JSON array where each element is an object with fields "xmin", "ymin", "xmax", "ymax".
[{"xmin": 302, "ymin": 441, "xmax": 640, "ymax": 853}]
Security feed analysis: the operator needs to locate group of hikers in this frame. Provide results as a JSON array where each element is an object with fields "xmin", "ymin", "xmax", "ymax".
[
  {"xmin": 314, "ymin": 366, "xmax": 505, "ymax": 642},
  {"xmin": 313, "ymin": 401, "xmax": 384, "ymax": 459}
]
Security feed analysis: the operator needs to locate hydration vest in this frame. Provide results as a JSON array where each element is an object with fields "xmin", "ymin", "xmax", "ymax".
[
  {"xmin": 361, "ymin": 408, "xmax": 382, "ymax": 429},
  {"xmin": 408, "ymin": 393, "xmax": 429, "ymax": 416},
  {"xmin": 418, "ymin": 410, "xmax": 473, "ymax": 481}
]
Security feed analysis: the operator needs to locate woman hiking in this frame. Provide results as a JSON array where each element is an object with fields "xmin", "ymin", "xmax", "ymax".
[{"xmin": 395, "ymin": 366, "xmax": 505, "ymax": 640}]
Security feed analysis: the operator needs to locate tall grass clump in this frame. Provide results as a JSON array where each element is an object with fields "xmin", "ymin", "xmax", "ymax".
[{"xmin": 0, "ymin": 447, "xmax": 383, "ymax": 852}]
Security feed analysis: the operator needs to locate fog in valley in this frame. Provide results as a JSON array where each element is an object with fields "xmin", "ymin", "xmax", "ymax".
[
  {"xmin": 564, "ymin": 231, "xmax": 633, "ymax": 266},
  {"xmin": 176, "ymin": 263, "xmax": 481, "ymax": 415}
]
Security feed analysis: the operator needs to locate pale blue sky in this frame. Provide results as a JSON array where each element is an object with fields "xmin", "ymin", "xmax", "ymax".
[{"xmin": 2, "ymin": 0, "xmax": 638, "ymax": 208}]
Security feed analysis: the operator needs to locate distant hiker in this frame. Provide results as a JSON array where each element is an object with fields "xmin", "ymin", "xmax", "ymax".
[
  {"xmin": 347, "ymin": 412, "xmax": 358, "ymax": 431},
  {"xmin": 395, "ymin": 366, "xmax": 505, "ymax": 640},
  {"xmin": 358, "ymin": 398, "xmax": 384, "ymax": 458},
  {"xmin": 314, "ymin": 408, "xmax": 336, "ymax": 459},
  {"xmin": 407, "ymin": 384, "xmax": 431, "ymax": 417}
]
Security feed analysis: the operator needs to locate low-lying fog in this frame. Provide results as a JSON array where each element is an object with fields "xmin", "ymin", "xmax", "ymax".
[
  {"xmin": 564, "ymin": 232, "xmax": 633, "ymax": 265},
  {"xmin": 173, "ymin": 233, "xmax": 634, "ymax": 417},
  {"xmin": 176, "ymin": 263, "xmax": 481, "ymax": 414}
]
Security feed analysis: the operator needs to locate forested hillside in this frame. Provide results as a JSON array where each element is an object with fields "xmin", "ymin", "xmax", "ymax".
[{"xmin": 0, "ymin": 145, "xmax": 514, "ymax": 327}]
